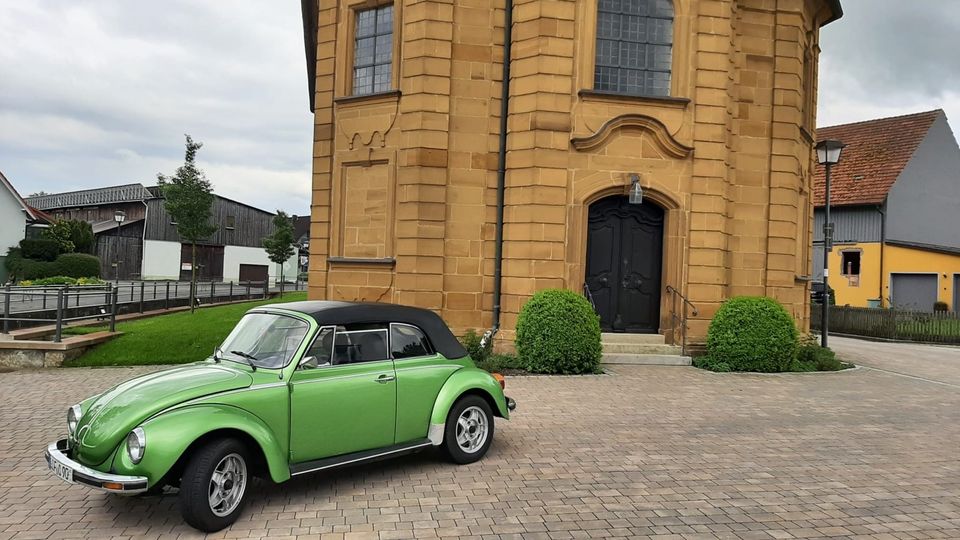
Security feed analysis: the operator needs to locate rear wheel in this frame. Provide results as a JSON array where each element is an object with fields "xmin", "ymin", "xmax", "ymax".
[
  {"xmin": 442, "ymin": 395, "xmax": 494, "ymax": 464},
  {"xmin": 179, "ymin": 438, "xmax": 250, "ymax": 532}
]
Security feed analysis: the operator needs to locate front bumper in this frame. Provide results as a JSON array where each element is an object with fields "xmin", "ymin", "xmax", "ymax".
[{"xmin": 44, "ymin": 439, "xmax": 148, "ymax": 494}]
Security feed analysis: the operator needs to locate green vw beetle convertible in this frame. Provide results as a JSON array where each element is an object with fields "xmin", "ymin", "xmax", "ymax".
[{"xmin": 45, "ymin": 301, "xmax": 515, "ymax": 532}]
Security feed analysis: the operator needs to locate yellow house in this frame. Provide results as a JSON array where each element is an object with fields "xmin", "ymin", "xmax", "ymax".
[
  {"xmin": 813, "ymin": 110, "xmax": 960, "ymax": 312},
  {"xmin": 299, "ymin": 0, "xmax": 844, "ymax": 352}
]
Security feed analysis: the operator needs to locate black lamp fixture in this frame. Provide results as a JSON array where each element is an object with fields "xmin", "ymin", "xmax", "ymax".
[
  {"xmin": 815, "ymin": 138, "xmax": 846, "ymax": 348},
  {"xmin": 628, "ymin": 173, "xmax": 643, "ymax": 205}
]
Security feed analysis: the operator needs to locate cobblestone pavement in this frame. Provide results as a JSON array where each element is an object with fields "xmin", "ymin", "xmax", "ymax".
[{"xmin": 2, "ymin": 363, "xmax": 959, "ymax": 539}]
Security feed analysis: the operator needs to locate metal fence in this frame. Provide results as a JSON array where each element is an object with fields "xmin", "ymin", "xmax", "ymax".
[
  {"xmin": 811, "ymin": 304, "xmax": 960, "ymax": 345},
  {"xmin": 1, "ymin": 280, "xmax": 271, "ymax": 341}
]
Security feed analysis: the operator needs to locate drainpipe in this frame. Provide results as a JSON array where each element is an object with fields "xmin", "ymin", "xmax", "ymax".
[
  {"xmin": 877, "ymin": 202, "xmax": 886, "ymax": 307},
  {"xmin": 481, "ymin": 0, "xmax": 513, "ymax": 350}
]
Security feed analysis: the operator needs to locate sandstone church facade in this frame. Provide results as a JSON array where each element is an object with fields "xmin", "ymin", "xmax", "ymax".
[{"xmin": 300, "ymin": 0, "xmax": 843, "ymax": 347}]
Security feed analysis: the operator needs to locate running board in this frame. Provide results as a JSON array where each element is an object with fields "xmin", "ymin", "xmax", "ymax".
[{"xmin": 289, "ymin": 438, "xmax": 432, "ymax": 476}]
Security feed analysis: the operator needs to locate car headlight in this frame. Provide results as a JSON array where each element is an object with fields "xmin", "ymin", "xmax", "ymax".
[
  {"xmin": 126, "ymin": 427, "xmax": 146, "ymax": 464},
  {"xmin": 67, "ymin": 404, "xmax": 82, "ymax": 435}
]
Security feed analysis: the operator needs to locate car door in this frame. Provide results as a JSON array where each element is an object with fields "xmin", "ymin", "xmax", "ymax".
[
  {"xmin": 288, "ymin": 324, "xmax": 397, "ymax": 463},
  {"xmin": 390, "ymin": 323, "xmax": 461, "ymax": 443}
]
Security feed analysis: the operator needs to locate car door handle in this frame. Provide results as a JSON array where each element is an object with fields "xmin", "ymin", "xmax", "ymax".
[{"xmin": 376, "ymin": 374, "xmax": 395, "ymax": 383}]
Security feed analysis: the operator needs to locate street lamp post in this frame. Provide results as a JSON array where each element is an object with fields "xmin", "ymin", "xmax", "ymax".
[
  {"xmin": 113, "ymin": 210, "xmax": 126, "ymax": 284},
  {"xmin": 815, "ymin": 139, "xmax": 845, "ymax": 348}
]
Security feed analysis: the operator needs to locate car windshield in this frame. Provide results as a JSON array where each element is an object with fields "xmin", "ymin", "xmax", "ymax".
[{"xmin": 218, "ymin": 312, "xmax": 310, "ymax": 369}]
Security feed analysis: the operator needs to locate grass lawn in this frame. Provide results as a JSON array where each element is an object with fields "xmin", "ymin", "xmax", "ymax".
[{"xmin": 63, "ymin": 292, "xmax": 307, "ymax": 367}]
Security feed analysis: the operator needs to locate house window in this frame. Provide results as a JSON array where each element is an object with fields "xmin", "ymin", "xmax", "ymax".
[
  {"xmin": 352, "ymin": 5, "xmax": 393, "ymax": 96},
  {"xmin": 225, "ymin": 215, "xmax": 236, "ymax": 230},
  {"xmin": 594, "ymin": 0, "xmax": 674, "ymax": 96},
  {"xmin": 841, "ymin": 251, "xmax": 861, "ymax": 276}
]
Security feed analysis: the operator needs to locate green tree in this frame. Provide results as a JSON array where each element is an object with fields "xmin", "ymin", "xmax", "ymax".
[
  {"xmin": 262, "ymin": 211, "xmax": 295, "ymax": 297},
  {"xmin": 157, "ymin": 135, "xmax": 217, "ymax": 313},
  {"xmin": 44, "ymin": 219, "xmax": 95, "ymax": 254}
]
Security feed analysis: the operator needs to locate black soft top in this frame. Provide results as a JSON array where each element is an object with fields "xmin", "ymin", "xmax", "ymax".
[{"xmin": 258, "ymin": 301, "xmax": 468, "ymax": 359}]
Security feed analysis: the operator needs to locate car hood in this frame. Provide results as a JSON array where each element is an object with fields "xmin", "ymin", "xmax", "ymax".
[{"xmin": 73, "ymin": 363, "xmax": 252, "ymax": 465}]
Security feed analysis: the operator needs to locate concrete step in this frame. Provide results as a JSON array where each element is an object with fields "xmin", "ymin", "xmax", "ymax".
[
  {"xmin": 601, "ymin": 353, "xmax": 692, "ymax": 366},
  {"xmin": 602, "ymin": 343, "xmax": 682, "ymax": 355},
  {"xmin": 601, "ymin": 332, "xmax": 665, "ymax": 345}
]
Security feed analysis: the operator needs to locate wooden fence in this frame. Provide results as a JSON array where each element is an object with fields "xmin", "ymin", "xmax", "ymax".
[{"xmin": 811, "ymin": 305, "xmax": 960, "ymax": 344}]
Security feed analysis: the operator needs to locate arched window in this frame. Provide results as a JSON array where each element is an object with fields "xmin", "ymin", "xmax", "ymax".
[{"xmin": 594, "ymin": 0, "xmax": 674, "ymax": 96}]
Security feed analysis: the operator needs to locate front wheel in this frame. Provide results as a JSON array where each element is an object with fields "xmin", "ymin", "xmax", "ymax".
[
  {"xmin": 442, "ymin": 395, "xmax": 495, "ymax": 464},
  {"xmin": 179, "ymin": 438, "xmax": 250, "ymax": 532}
]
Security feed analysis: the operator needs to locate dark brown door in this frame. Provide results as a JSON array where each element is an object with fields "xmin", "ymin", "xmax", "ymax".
[
  {"xmin": 179, "ymin": 244, "xmax": 224, "ymax": 281},
  {"xmin": 585, "ymin": 196, "xmax": 663, "ymax": 333},
  {"xmin": 239, "ymin": 264, "xmax": 268, "ymax": 283}
]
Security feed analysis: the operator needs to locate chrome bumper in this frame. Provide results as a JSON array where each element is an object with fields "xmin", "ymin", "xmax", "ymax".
[{"xmin": 44, "ymin": 439, "xmax": 148, "ymax": 494}]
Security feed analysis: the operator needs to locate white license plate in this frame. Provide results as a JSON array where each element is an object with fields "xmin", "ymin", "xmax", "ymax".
[{"xmin": 51, "ymin": 460, "xmax": 74, "ymax": 483}]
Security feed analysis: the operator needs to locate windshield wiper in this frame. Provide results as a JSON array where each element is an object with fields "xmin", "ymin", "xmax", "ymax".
[{"xmin": 229, "ymin": 350, "xmax": 258, "ymax": 371}]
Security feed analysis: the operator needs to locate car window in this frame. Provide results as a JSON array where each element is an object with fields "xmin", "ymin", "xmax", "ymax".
[
  {"xmin": 219, "ymin": 312, "xmax": 309, "ymax": 369},
  {"xmin": 332, "ymin": 327, "xmax": 390, "ymax": 365},
  {"xmin": 301, "ymin": 327, "xmax": 335, "ymax": 368},
  {"xmin": 390, "ymin": 324, "xmax": 433, "ymax": 359}
]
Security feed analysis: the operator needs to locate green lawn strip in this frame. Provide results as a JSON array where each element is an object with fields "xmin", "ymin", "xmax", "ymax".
[{"xmin": 64, "ymin": 293, "xmax": 307, "ymax": 367}]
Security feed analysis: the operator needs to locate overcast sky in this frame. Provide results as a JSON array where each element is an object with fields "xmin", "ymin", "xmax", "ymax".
[{"xmin": 1, "ymin": 0, "xmax": 958, "ymax": 215}]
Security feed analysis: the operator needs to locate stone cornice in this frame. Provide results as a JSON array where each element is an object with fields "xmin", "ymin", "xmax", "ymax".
[{"xmin": 570, "ymin": 113, "xmax": 694, "ymax": 158}]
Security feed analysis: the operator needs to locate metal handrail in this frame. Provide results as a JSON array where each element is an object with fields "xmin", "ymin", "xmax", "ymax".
[
  {"xmin": 666, "ymin": 285, "xmax": 698, "ymax": 356},
  {"xmin": 582, "ymin": 282, "xmax": 597, "ymax": 313}
]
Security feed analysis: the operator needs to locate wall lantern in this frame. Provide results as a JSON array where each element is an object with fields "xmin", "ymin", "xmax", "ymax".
[
  {"xmin": 114, "ymin": 210, "xmax": 126, "ymax": 223},
  {"xmin": 628, "ymin": 174, "xmax": 643, "ymax": 205}
]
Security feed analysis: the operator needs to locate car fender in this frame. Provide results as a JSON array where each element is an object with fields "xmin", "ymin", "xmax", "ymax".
[
  {"xmin": 427, "ymin": 368, "xmax": 509, "ymax": 444},
  {"xmin": 111, "ymin": 404, "xmax": 290, "ymax": 486}
]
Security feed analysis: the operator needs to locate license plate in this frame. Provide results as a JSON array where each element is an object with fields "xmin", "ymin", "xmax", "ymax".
[{"xmin": 50, "ymin": 460, "xmax": 74, "ymax": 483}]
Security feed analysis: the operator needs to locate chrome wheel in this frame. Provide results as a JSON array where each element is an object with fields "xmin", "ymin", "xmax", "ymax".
[
  {"xmin": 208, "ymin": 453, "xmax": 247, "ymax": 517},
  {"xmin": 456, "ymin": 405, "xmax": 488, "ymax": 454}
]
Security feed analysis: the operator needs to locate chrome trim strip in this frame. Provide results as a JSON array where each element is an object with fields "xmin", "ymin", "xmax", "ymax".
[
  {"xmin": 428, "ymin": 423, "xmax": 445, "ymax": 446},
  {"xmin": 394, "ymin": 364, "xmax": 458, "ymax": 374},
  {"xmin": 45, "ymin": 440, "xmax": 148, "ymax": 494},
  {"xmin": 290, "ymin": 441, "xmax": 433, "ymax": 476}
]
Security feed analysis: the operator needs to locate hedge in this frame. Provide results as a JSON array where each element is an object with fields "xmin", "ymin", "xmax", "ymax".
[
  {"xmin": 4, "ymin": 250, "xmax": 102, "ymax": 280},
  {"xmin": 705, "ymin": 296, "xmax": 798, "ymax": 372},
  {"xmin": 19, "ymin": 238, "xmax": 60, "ymax": 261},
  {"xmin": 515, "ymin": 289, "xmax": 602, "ymax": 374}
]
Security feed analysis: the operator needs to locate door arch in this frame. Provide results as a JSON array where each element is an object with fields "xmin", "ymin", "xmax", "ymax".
[{"xmin": 585, "ymin": 196, "xmax": 664, "ymax": 333}]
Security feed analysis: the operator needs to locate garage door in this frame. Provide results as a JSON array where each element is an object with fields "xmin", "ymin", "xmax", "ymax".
[
  {"xmin": 891, "ymin": 274, "xmax": 938, "ymax": 312},
  {"xmin": 239, "ymin": 264, "xmax": 269, "ymax": 284}
]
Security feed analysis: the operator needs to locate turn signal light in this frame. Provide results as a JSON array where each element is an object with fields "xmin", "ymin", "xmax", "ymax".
[
  {"xmin": 101, "ymin": 482, "xmax": 123, "ymax": 490},
  {"xmin": 491, "ymin": 372, "xmax": 505, "ymax": 390}
]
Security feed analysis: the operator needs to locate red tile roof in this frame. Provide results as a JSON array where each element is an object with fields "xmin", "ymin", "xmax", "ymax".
[{"xmin": 813, "ymin": 110, "xmax": 943, "ymax": 207}]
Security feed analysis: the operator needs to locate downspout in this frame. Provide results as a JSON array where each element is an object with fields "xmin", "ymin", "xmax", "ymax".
[
  {"xmin": 141, "ymin": 200, "xmax": 149, "ymax": 279},
  {"xmin": 481, "ymin": 0, "xmax": 513, "ymax": 350},
  {"xmin": 877, "ymin": 201, "xmax": 886, "ymax": 307}
]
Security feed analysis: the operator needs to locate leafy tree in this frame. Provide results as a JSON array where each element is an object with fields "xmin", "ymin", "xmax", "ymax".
[
  {"xmin": 262, "ymin": 211, "xmax": 295, "ymax": 297},
  {"xmin": 28, "ymin": 191, "xmax": 50, "ymax": 197},
  {"xmin": 44, "ymin": 219, "xmax": 94, "ymax": 254},
  {"xmin": 157, "ymin": 135, "xmax": 217, "ymax": 312}
]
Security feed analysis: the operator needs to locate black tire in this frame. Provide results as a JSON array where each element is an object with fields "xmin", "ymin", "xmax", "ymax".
[
  {"xmin": 179, "ymin": 438, "xmax": 251, "ymax": 532},
  {"xmin": 442, "ymin": 395, "xmax": 495, "ymax": 464}
]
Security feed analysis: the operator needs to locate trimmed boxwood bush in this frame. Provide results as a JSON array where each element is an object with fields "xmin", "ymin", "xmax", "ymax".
[
  {"xmin": 515, "ymin": 289, "xmax": 602, "ymax": 374},
  {"xmin": 19, "ymin": 238, "xmax": 60, "ymax": 261},
  {"xmin": 54, "ymin": 253, "xmax": 101, "ymax": 278},
  {"xmin": 706, "ymin": 296, "xmax": 798, "ymax": 372}
]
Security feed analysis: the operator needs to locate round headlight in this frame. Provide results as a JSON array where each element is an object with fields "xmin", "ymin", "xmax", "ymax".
[
  {"xmin": 67, "ymin": 404, "xmax": 82, "ymax": 435},
  {"xmin": 126, "ymin": 427, "xmax": 146, "ymax": 464}
]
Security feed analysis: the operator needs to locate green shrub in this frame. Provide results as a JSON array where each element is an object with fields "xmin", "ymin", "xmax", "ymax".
[
  {"xmin": 19, "ymin": 238, "xmax": 60, "ymax": 261},
  {"xmin": 460, "ymin": 329, "xmax": 491, "ymax": 365},
  {"xmin": 515, "ymin": 289, "xmax": 602, "ymax": 374},
  {"xmin": 53, "ymin": 253, "xmax": 101, "ymax": 278},
  {"xmin": 934, "ymin": 301, "xmax": 949, "ymax": 313},
  {"xmin": 693, "ymin": 356, "xmax": 731, "ymax": 372},
  {"xmin": 17, "ymin": 276, "xmax": 105, "ymax": 287},
  {"xmin": 706, "ymin": 296, "xmax": 798, "ymax": 372},
  {"xmin": 794, "ymin": 334, "xmax": 846, "ymax": 371},
  {"xmin": 5, "ymin": 250, "xmax": 57, "ymax": 280},
  {"xmin": 475, "ymin": 353, "xmax": 523, "ymax": 373},
  {"xmin": 43, "ymin": 219, "xmax": 94, "ymax": 254}
]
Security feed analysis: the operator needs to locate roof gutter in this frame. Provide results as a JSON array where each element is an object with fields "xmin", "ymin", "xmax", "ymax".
[
  {"xmin": 481, "ymin": 0, "xmax": 513, "ymax": 350},
  {"xmin": 301, "ymin": 0, "xmax": 318, "ymax": 112}
]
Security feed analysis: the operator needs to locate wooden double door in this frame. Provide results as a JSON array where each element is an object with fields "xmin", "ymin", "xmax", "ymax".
[{"xmin": 584, "ymin": 196, "xmax": 664, "ymax": 333}]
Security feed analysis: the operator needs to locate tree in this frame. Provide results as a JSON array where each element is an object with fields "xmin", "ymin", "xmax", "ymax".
[
  {"xmin": 44, "ymin": 219, "xmax": 94, "ymax": 254},
  {"xmin": 262, "ymin": 211, "xmax": 295, "ymax": 297},
  {"xmin": 157, "ymin": 135, "xmax": 217, "ymax": 312}
]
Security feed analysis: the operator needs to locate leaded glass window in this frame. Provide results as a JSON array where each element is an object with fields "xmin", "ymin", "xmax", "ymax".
[
  {"xmin": 353, "ymin": 5, "xmax": 393, "ymax": 96},
  {"xmin": 594, "ymin": 0, "xmax": 674, "ymax": 96}
]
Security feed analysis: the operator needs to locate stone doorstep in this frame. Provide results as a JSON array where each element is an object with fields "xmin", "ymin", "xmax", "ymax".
[
  {"xmin": 600, "ymin": 332, "xmax": 666, "ymax": 345},
  {"xmin": 601, "ymin": 353, "xmax": 693, "ymax": 366},
  {"xmin": 602, "ymin": 342, "xmax": 683, "ymax": 355}
]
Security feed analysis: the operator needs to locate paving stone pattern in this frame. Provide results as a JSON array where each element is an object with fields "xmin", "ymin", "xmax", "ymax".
[{"xmin": 1, "ymin": 364, "xmax": 959, "ymax": 539}]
